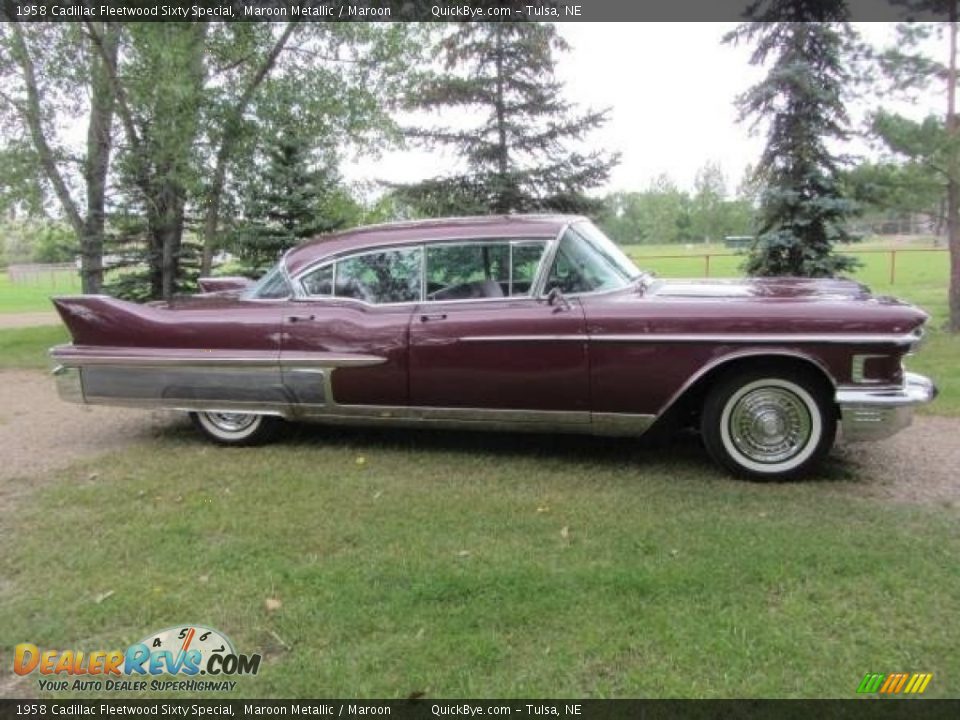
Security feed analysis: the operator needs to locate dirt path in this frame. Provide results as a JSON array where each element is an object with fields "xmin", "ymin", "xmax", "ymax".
[
  {"xmin": 0, "ymin": 311, "xmax": 60, "ymax": 329},
  {"xmin": 0, "ymin": 368, "xmax": 957, "ymax": 506},
  {"xmin": 0, "ymin": 370, "xmax": 184, "ymax": 494}
]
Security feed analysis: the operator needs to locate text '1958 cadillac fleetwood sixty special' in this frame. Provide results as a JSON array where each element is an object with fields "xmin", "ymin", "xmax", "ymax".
[{"xmin": 49, "ymin": 215, "xmax": 937, "ymax": 479}]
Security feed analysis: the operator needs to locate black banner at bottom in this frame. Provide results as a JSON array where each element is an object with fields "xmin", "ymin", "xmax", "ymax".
[{"xmin": 2, "ymin": 700, "xmax": 960, "ymax": 720}]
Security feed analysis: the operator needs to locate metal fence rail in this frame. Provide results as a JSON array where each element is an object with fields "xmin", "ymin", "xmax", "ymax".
[
  {"xmin": 630, "ymin": 247, "xmax": 949, "ymax": 284},
  {"xmin": 6, "ymin": 262, "xmax": 78, "ymax": 286}
]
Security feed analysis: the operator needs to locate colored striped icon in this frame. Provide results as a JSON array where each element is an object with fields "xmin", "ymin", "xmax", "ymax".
[{"xmin": 857, "ymin": 672, "xmax": 932, "ymax": 694}]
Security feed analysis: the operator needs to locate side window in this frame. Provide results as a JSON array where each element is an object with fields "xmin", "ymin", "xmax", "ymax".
[
  {"xmin": 301, "ymin": 264, "xmax": 333, "ymax": 296},
  {"xmin": 426, "ymin": 243, "xmax": 509, "ymax": 300},
  {"xmin": 246, "ymin": 265, "xmax": 291, "ymax": 299},
  {"xmin": 334, "ymin": 247, "xmax": 422, "ymax": 304},
  {"xmin": 546, "ymin": 228, "xmax": 630, "ymax": 294},
  {"xmin": 424, "ymin": 240, "xmax": 548, "ymax": 301}
]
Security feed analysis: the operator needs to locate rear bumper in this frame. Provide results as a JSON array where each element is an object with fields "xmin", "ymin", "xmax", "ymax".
[
  {"xmin": 52, "ymin": 364, "xmax": 84, "ymax": 404},
  {"xmin": 836, "ymin": 372, "xmax": 938, "ymax": 442}
]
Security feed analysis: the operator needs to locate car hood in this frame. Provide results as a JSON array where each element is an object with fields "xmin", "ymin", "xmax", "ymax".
[{"xmin": 645, "ymin": 276, "xmax": 879, "ymax": 301}]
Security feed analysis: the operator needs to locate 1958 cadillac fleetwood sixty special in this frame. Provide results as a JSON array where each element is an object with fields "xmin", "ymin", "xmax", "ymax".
[{"xmin": 50, "ymin": 215, "xmax": 937, "ymax": 479}]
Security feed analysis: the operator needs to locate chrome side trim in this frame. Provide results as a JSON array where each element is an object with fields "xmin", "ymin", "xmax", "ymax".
[
  {"xmin": 304, "ymin": 404, "xmax": 591, "ymax": 424},
  {"xmin": 49, "ymin": 346, "xmax": 385, "ymax": 369},
  {"xmin": 836, "ymin": 371, "xmax": 937, "ymax": 442},
  {"xmin": 460, "ymin": 335, "xmax": 587, "ymax": 343},
  {"xmin": 459, "ymin": 333, "xmax": 920, "ymax": 345},
  {"xmin": 594, "ymin": 333, "xmax": 921, "ymax": 345}
]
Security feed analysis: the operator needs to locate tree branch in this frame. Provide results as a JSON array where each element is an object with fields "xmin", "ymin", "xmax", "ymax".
[
  {"xmin": 82, "ymin": 18, "xmax": 140, "ymax": 151},
  {"xmin": 201, "ymin": 21, "xmax": 298, "ymax": 273},
  {"xmin": 7, "ymin": 24, "xmax": 84, "ymax": 236}
]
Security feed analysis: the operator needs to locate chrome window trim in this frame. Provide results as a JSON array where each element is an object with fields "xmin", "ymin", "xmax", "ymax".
[
  {"xmin": 297, "ymin": 244, "xmax": 424, "ymax": 306},
  {"xmin": 536, "ymin": 221, "xmax": 642, "ymax": 300},
  {"xmin": 532, "ymin": 224, "xmax": 568, "ymax": 298},
  {"xmin": 293, "ymin": 235, "xmax": 555, "ymax": 286},
  {"xmin": 293, "ymin": 236, "xmax": 556, "ymax": 308}
]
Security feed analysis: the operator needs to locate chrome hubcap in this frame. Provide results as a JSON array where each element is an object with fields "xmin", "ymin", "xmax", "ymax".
[
  {"xmin": 728, "ymin": 387, "xmax": 812, "ymax": 464},
  {"xmin": 204, "ymin": 412, "xmax": 258, "ymax": 433}
]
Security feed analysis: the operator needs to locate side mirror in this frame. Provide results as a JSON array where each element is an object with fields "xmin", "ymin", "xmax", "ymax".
[{"xmin": 546, "ymin": 286, "xmax": 571, "ymax": 311}]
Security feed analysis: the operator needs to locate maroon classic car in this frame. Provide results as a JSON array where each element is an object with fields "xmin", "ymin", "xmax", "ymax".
[{"xmin": 50, "ymin": 215, "xmax": 936, "ymax": 479}]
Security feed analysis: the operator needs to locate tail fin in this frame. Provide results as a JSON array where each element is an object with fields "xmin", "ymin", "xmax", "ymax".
[{"xmin": 52, "ymin": 295, "xmax": 155, "ymax": 346}]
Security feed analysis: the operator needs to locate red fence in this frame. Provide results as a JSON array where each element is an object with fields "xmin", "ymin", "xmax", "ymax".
[{"xmin": 630, "ymin": 247, "xmax": 949, "ymax": 285}]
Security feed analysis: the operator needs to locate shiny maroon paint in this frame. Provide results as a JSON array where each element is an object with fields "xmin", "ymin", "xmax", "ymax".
[{"xmin": 52, "ymin": 215, "xmax": 929, "ymax": 420}]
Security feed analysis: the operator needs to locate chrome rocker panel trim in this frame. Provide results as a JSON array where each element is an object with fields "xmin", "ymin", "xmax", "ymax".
[
  {"xmin": 835, "ymin": 371, "xmax": 938, "ymax": 442},
  {"xmin": 50, "ymin": 357, "xmax": 655, "ymax": 437}
]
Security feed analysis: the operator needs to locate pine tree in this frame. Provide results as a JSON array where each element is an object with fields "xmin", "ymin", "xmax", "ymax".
[
  {"xmin": 398, "ymin": 23, "xmax": 617, "ymax": 216},
  {"xmin": 232, "ymin": 137, "xmax": 346, "ymax": 276},
  {"xmin": 725, "ymin": 3, "xmax": 860, "ymax": 277}
]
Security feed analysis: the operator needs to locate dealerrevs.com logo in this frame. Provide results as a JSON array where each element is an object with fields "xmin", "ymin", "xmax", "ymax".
[{"xmin": 14, "ymin": 625, "xmax": 260, "ymax": 692}]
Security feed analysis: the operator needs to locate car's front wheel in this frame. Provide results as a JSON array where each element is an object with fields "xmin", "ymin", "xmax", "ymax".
[
  {"xmin": 190, "ymin": 411, "xmax": 283, "ymax": 446},
  {"xmin": 700, "ymin": 368, "xmax": 836, "ymax": 480}
]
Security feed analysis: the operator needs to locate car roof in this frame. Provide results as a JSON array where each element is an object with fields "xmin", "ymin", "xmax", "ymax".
[{"xmin": 283, "ymin": 214, "xmax": 583, "ymax": 276}]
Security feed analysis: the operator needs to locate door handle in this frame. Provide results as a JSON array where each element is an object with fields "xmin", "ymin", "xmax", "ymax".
[
  {"xmin": 420, "ymin": 313, "xmax": 448, "ymax": 322},
  {"xmin": 287, "ymin": 314, "xmax": 316, "ymax": 323}
]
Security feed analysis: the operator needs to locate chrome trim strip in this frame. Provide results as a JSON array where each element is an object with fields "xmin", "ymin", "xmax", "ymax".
[
  {"xmin": 459, "ymin": 333, "xmax": 920, "ymax": 345},
  {"xmin": 305, "ymin": 404, "xmax": 591, "ymax": 424},
  {"xmin": 49, "ymin": 347, "xmax": 386, "ymax": 369},
  {"xmin": 460, "ymin": 335, "xmax": 587, "ymax": 343}
]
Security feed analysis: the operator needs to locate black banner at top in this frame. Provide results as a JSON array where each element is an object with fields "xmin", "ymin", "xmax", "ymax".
[{"xmin": 0, "ymin": 0, "xmax": 953, "ymax": 23}]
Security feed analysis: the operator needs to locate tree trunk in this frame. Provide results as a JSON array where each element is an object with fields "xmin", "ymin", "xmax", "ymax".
[
  {"xmin": 81, "ymin": 23, "xmax": 117, "ymax": 295},
  {"xmin": 493, "ymin": 25, "xmax": 509, "ymax": 214},
  {"xmin": 948, "ymin": 10, "xmax": 960, "ymax": 332}
]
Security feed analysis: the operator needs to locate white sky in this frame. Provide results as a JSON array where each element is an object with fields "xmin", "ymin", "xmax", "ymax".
[{"xmin": 343, "ymin": 22, "xmax": 944, "ymax": 198}]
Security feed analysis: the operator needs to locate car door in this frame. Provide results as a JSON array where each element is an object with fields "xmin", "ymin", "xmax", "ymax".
[
  {"xmin": 280, "ymin": 245, "xmax": 421, "ymax": 410},
  {"xmin": 408, "ymin": 239, "xmax": 590, "ymax": 416}
]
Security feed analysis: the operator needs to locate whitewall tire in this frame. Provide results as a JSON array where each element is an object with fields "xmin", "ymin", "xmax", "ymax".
[
  {"xmin": 190, "ymin": 411, "xmax": 282, "ymax": 446},
  {"xmin": 701, "ymin": 369, "xmax": 836, "ymax": 480}
]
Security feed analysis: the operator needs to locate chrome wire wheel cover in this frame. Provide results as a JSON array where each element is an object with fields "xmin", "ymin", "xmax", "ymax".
[
  {"xmin": 201, "ymin": 412, "xmax": 259, "ymax": 434},
  {"xmin": 719, "ymin": 378, "xmax": 823, "ymax": 473},
  {"xmin": 728, "ymin": 387, "xmax": 811, "ymax": 463}
]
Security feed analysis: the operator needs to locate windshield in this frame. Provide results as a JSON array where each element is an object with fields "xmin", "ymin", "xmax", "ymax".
[
  {"xmin": 546, "ymin": 221, "xmax": 642, "ymax": 294},
  {"xmin": 243, "ymin": 264, "xmax": 291, "ymax": 300}
]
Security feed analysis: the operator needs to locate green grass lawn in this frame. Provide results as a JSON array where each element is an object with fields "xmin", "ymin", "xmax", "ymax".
[
  {"xmin": 2, "ymin": 428, "xmax": 958, "ymax": 698},
  {"xmin": 0, "ymin": 272, "xmax": 80, "ymax": 313},
  {"xmin": 2, "ymin": 245, "xmax": 959, "ymax": 699},
  {"xmin": 0, "ymin": 326, "xmax": 68, "ymax": 369}
]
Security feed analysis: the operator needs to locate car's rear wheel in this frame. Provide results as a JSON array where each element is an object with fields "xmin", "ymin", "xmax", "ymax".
[
  {"xmin": 190, "ymin": 411, "xmax": 282, "ymax": 446},
  {"xmin": 700, "ymin": 368, "xmax": 835, "ymax": 480}
]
